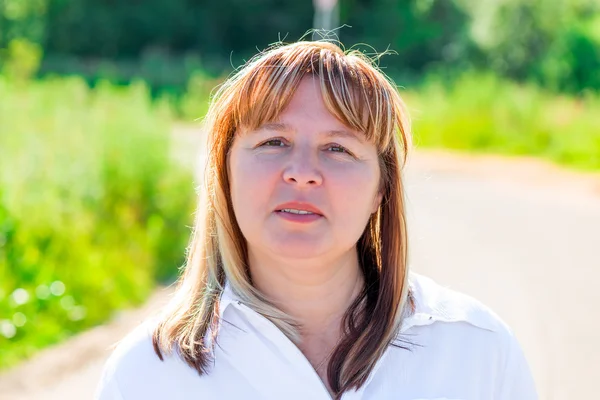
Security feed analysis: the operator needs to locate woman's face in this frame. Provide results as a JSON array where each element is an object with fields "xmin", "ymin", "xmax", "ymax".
[{"xmin": 228, "ymin": 77, "xmax": 383, "ymax": 261}]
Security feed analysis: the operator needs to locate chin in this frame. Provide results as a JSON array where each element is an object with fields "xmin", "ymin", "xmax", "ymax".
[{"xmin": 267, "ymin": 238, "xmax": 328, "ymax": 260}]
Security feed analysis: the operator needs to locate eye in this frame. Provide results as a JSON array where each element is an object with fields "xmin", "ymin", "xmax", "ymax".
[
  {"xmin": 327, "ymin": 144, "xmax": 351, "ymax": 155},
  {"xmin": 259, "ymin": 138, "xmax": 287, "ymax": 147}
]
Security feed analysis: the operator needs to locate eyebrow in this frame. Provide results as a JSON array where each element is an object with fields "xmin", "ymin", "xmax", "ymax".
[{"xmin": 258, "ymin": 122, "xmax": 365, "ymax": 143}]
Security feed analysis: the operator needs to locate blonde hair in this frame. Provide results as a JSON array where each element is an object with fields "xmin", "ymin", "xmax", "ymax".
[{"xmin": 152, "ymin": 40, "xmax": 413, "ymax": 398}]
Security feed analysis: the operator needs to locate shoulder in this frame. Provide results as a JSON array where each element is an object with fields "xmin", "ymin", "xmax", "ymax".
[
  {"xmin": 108, "ymin": 319, "xmax": 161, "ymax": 367},
  {"xmin": 403, "ymin": 271, "xmax": 523, "ymax": 363},
  {"xmin": 391, "ymin": 273, "xmax": 537, "ymax": 398},
  {"xmin": 95, "ymin": 318, "xmax": 189, "ymax": 399},
  {"xmin": 407, "ymin": 271, "xmax": 511, "ymax": 334}
]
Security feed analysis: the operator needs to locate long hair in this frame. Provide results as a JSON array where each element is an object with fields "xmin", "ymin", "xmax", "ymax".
[{"xmin": 152, "ymin": 40, "xmax": 413, "ymax": 398}]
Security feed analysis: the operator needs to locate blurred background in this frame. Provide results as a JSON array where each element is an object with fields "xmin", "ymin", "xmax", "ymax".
[{"xmin": 1, "ymin": 0, "xmax": 599, "ymax": 399}]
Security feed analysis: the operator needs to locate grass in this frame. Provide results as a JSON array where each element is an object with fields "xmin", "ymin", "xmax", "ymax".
[
  {"xmin": 404, "ymin": 72, "xmax": 600, "ymax": 171},
  {"xmin": 0, "ymin": 76, "xmax": 196, "ymax": 369}
]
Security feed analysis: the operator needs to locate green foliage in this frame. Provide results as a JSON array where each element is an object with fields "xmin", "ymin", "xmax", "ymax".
[
  {"xmin": 42, "ymin": 0, "xmax": 313, "ymax": 62},
  {"xmin": 38, "ymin": 50, "xmax": 209, "ymax": 98},
  {"xmin": 341, "ymin": 0, "xmax": 474, "ymax": 76},
  {"xmin": 0, "ymin": 0, "xmax": 47, "ymax": 46},
  {"xmin": 178, "ymin": 70, "xmax": 222, "ymax": 121},
  {"xmin": 0, "ymin": 76, "xmax": 196, "ymax": 369},
  {"xmin": 0, "ymin": 38, "xmax": 42, "ymax": 81},
  {"xmin": 459, "ymin": 0, "xmax": 600, "ymax": 93},
  {"xmin": 532, "ymin": 14, "xmax": 600, "ymax": 92},
  {"xmin": 406, "ymin": 72, "xmax": 600, "ymax": 170},
  {"xmin": 3, "ymin": 0, "xmax": 599, "ymax": 93}
]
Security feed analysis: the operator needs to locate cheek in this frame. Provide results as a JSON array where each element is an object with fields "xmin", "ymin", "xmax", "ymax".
[
  {"xmin": 229, "ymin": 153, "xmax": 276, "ymax": 216},
  {"xmin": 328, "ymin": 166, "xmax": 380, "ymax": 214}
]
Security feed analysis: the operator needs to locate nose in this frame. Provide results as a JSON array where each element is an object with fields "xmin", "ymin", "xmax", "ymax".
[{"xmin": 282, "ymin": 146, "xmax": 323, "ymax": 187}]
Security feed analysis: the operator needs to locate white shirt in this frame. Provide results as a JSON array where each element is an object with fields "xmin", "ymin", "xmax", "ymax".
[{"xmin": 95, "ymin": 272, "xmax": 537, "ymax": 400}]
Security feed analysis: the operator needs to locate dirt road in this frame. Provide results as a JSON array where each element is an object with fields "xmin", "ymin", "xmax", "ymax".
[
  {"xmin": 1, "ymin": 130, "xmax": 599, "ymax": 399},
  {"xmin": 405, "ymin": 151, "xmax": 600, "ymax": 400}
]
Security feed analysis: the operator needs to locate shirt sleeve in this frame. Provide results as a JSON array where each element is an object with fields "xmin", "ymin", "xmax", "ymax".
[{"xmin": 496, "ymin": 331, "xmax": 538, "ymax": 400}]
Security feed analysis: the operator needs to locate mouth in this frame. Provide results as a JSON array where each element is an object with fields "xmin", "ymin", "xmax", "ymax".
[
  {"xmin": 277, "ymin": 208, "xmax": 320, "ymax": 215},
  {"xmin": 275, "ymin": 209, "xmax": 324, "ymax": 223},
  {"xmin": 274, "ymin": 202, "xmax": 324, "ymax": 223},
  {"xmin": 274, "ymin": 202, "xmax": 324, "ymax": 217}
]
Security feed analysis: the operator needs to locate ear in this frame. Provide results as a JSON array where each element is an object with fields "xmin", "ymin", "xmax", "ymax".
[{"xmin": 371, "ymin": 191, "xmax": 383, "ymax": 214}]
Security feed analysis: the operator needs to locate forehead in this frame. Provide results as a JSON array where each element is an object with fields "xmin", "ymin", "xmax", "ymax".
[
  {"xmin": 284, "ymin": 77, "xmax": 324, "ymax": 107},
  {"xmin": 251, "ymin": 77, "xmax": 367, "ymax": 142},
  {"xmin": 276, "ymin": 77, "xmax": 337, "ymax": 121}
]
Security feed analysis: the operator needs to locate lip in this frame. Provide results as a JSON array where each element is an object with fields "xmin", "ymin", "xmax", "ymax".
[{"xmin": 274, "ymin": 201, "xmax": 324, "ymax": 216}]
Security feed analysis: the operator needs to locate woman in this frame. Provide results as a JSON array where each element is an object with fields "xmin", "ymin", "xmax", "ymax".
[{"xmin": 95, "ymin": 41, "xmax": 537, "ymax": 400}]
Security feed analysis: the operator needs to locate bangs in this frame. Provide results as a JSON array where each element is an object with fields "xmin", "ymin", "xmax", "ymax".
[{"xmin": 229, "ymin": 42, "xmax": 406, "ymax": 154}]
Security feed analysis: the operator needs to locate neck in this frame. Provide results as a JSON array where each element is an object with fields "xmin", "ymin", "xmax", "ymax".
[{"xmin": 248, "ymin": 247, "xmax": 365, "ymax": 337}]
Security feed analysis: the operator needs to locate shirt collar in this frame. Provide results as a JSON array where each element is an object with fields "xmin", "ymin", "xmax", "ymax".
[
  {"xmin": 217, "ymin": 281, "xmax": 239, "ymax": 317},
  {"xmin": 217, "ymin": 271, "xmax": 497, "ymax": 333}
]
